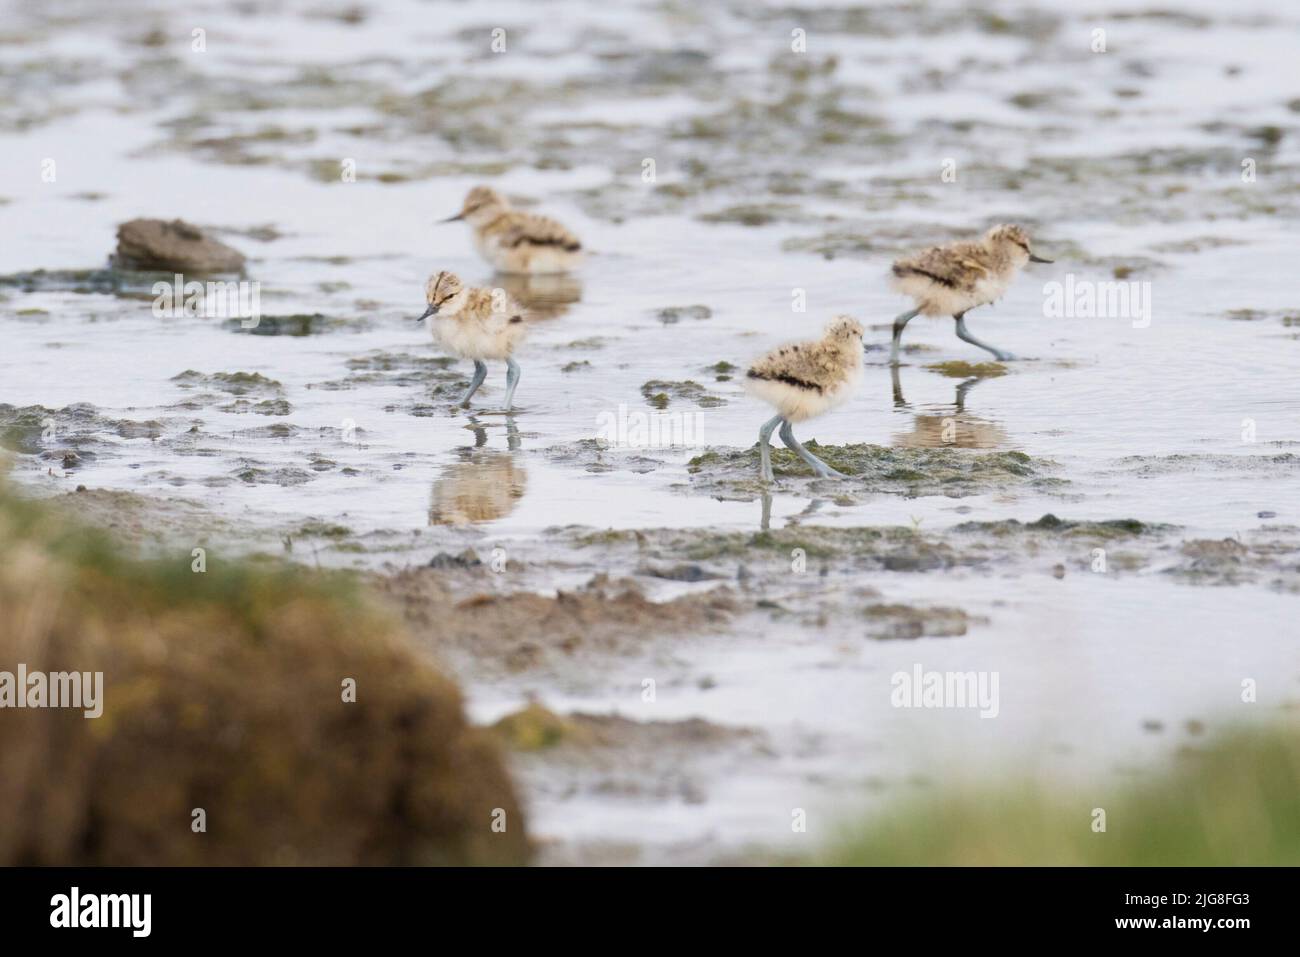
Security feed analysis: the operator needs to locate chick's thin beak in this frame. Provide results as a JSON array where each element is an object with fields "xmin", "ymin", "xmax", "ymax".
[
  {"xmin": 1028, "ymin": 252, "xmax": 1053, "ymax": 264},
  {"xmin": 416, "ymin": 304, "xmax": 437, "ymax": 322},
  {"xmin": 438, "ymin": 212, "xmax": 464, "ymax": 223}
]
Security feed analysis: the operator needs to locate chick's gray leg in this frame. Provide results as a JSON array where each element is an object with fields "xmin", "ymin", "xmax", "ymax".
[
  {"xmin": 503, "ymin": 358, "xmax": 521, "ymax": 411},
  {"xmin": 779, "ymin": 420, "xmax": 845, "ymax": 478},
  {"xmin": 954, "ymin": 313, "xmax": 1015, "ymax": 362},
  {"xmin": 459, "ymin": 360, "xmax": 488, "ymax": 407},
  {"xmin": 758, "ymin": 414, "xmax": 783, "ymax": 483}
]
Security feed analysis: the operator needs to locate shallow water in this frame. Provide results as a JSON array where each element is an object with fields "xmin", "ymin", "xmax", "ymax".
[{"xmin": 3, "ymin": 0, "xmax": 1299, "ymax": 862}]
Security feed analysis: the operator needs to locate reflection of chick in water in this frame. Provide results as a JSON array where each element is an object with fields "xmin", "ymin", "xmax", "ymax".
[
  {"xmin": 894, "ymin": 413, "xmax": 1007, "ymax": 449},
  {"xmin": 890, "ymin": 368, "xmax": 1008, "ymax": 450},
  {"xmin": 428, "ymin": 452, "xmax": 527, "ymax": 525},
  {"xmin": 493, "ymin": 272, "xmax": 583, "ymax": 321}
]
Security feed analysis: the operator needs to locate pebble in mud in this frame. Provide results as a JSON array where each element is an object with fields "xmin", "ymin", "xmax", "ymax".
[{"xmin": 113, "ymin": 219, "xmax": 247, "ymax": 273}]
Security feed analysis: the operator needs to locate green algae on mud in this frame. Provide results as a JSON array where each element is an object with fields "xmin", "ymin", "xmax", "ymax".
[
  {"xmin": 684, "ymin": 442, "xmax": 1057, "ymax": 499},
  {"xmin": 171, "ymin": 369, "xmax": 283, "ymax": 395},
  {"xmin": 640, "ymin": 379, "xmax": 726, "ymax": 409},
  {"xmin": 224, "ymin": 312, "xmax": 367, "ymax": 336},
  {"xmin": 952, "ymin": 513, "xmax": 1166, "ymax": 539},
  {"xmin": 0, "ymin": 403, "xmax": 166, "ymax": 456},
  {"xmin": 557, "ymin": 514, "xmax": 1203, "ymax": 586},
  {"xmin": 491, "ymin": 703, "xmax": 761, "ymax": 758},
  {"xmin": 568, "ymin": 524, "xmax": 924, "ymax": 561},
  {"xmin": 491, "ymin": 702, "xmax": 598, "ymax": 751},
  {"xmin": 311, "ymin": 350, "xmax": 461, "ymax": 392},
  {"xmin": 562, "ymin": 524, "xmax": 1000, "ymax": 574},
  {"xmin": 0, "ymin": 256, "xmax": 251, "ymax": 298},
  {"xmin": 0, "ymin": 267, "xmax": 172, "ymax": 296},
  {"xmin": 219, "ymin": 397, "xmax": 292, "ymax": 415},
  {"xmin": 925, "ymin": 360, "xmax": 1008, "ymax": 379},
  {"xmin": 1111, "ymin": 450, "xmax": 1300, "ymax": 478},
  {"xmin": 562, "ymin": 518, "xmax": 1300, "ymax": 593}
]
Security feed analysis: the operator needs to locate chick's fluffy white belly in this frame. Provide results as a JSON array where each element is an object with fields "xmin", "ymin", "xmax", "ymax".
[
  {"xmin": 744, "ymin": 361, "xmax": 861, "ymax": 424},
  {"xmin": 476, "ymin": 234, "xmax": 581, "ymax": 275},
  {"xmin": 432, "ymin": 317, "xmax": 519, "ymax": 361},
  {"xmin": 892, "ymin": 273, "xmax": 1008, "ymax": 317}
]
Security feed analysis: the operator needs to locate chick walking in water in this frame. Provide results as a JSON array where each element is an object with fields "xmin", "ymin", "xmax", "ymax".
[
  {"xmin": 442, "ymin": 186, "xmax": 582, "ymax": 275},
  {"xmin": 744, "ymin": 316, "xmax": 865, "ymax": 482},
  {"xmin": 416, "ymin": 271, "xmax": 528, "ymax": 411},
  {"xmin": 888, "ymin": 224, "xmax": 1051, "ymax": 363}
]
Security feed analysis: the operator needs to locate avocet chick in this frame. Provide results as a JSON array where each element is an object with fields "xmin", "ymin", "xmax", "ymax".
[
  {"xmin": 441, "ymin": 186, "xmax": 582, "ymax": 275},
  {"xmin": 889, "ymin": 224, "xmax": 1052, "ymax": 363},
  {"xmin": 416, "ymin": 271, "xmax": 528, "ymax": 410},
  {"xmin": 744, "ymin": 316, "xmax": 865, "ymax": 482}
]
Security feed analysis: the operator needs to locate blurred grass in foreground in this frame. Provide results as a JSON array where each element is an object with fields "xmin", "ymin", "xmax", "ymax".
[
  {"xmin": 0, "ymin": 477, "xmax": 529, "ymax": 865},
  {"xmin": 827, "ymin": 726, "xmax": 1300, "ymax": 865}
]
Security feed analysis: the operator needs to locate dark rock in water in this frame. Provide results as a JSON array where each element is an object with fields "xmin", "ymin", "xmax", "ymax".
[
  {"xmin": 428, "ymin": 550, "xmax": 482, "ymax": 569},
  {"xmin": 114, "ymin": 218, "xmax": 246, "ymax": 273},
  {"xmin": 655, "ymin": 304, "xmax": 712, "ymax": 324},
  {"xmin": 882, "ymin": 549, "xmax": 945, "ymax": 572},
  {"xmin": 1258, "ymin": 511, "xmax": 1277, "ymax": 519},
  {"xmin": 639, "ymin": 563, "xmax": 720, "ymax": 582}
]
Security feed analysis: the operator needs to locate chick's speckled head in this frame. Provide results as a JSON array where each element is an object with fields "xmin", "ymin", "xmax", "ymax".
[
  {"xmin": 423, "ymin": 271, "xmax": 467, "ymax": 316},
  {"xmin": 456, "ymin": 185, "xmax": 509, "ymax": 225},
  {"xmin": 826, "ymin": 315, "xmax": 865, "ymax": 343},
  {"xmin": 984, "ymin": 223, "xmax": 1052, "ymax": 264}
]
